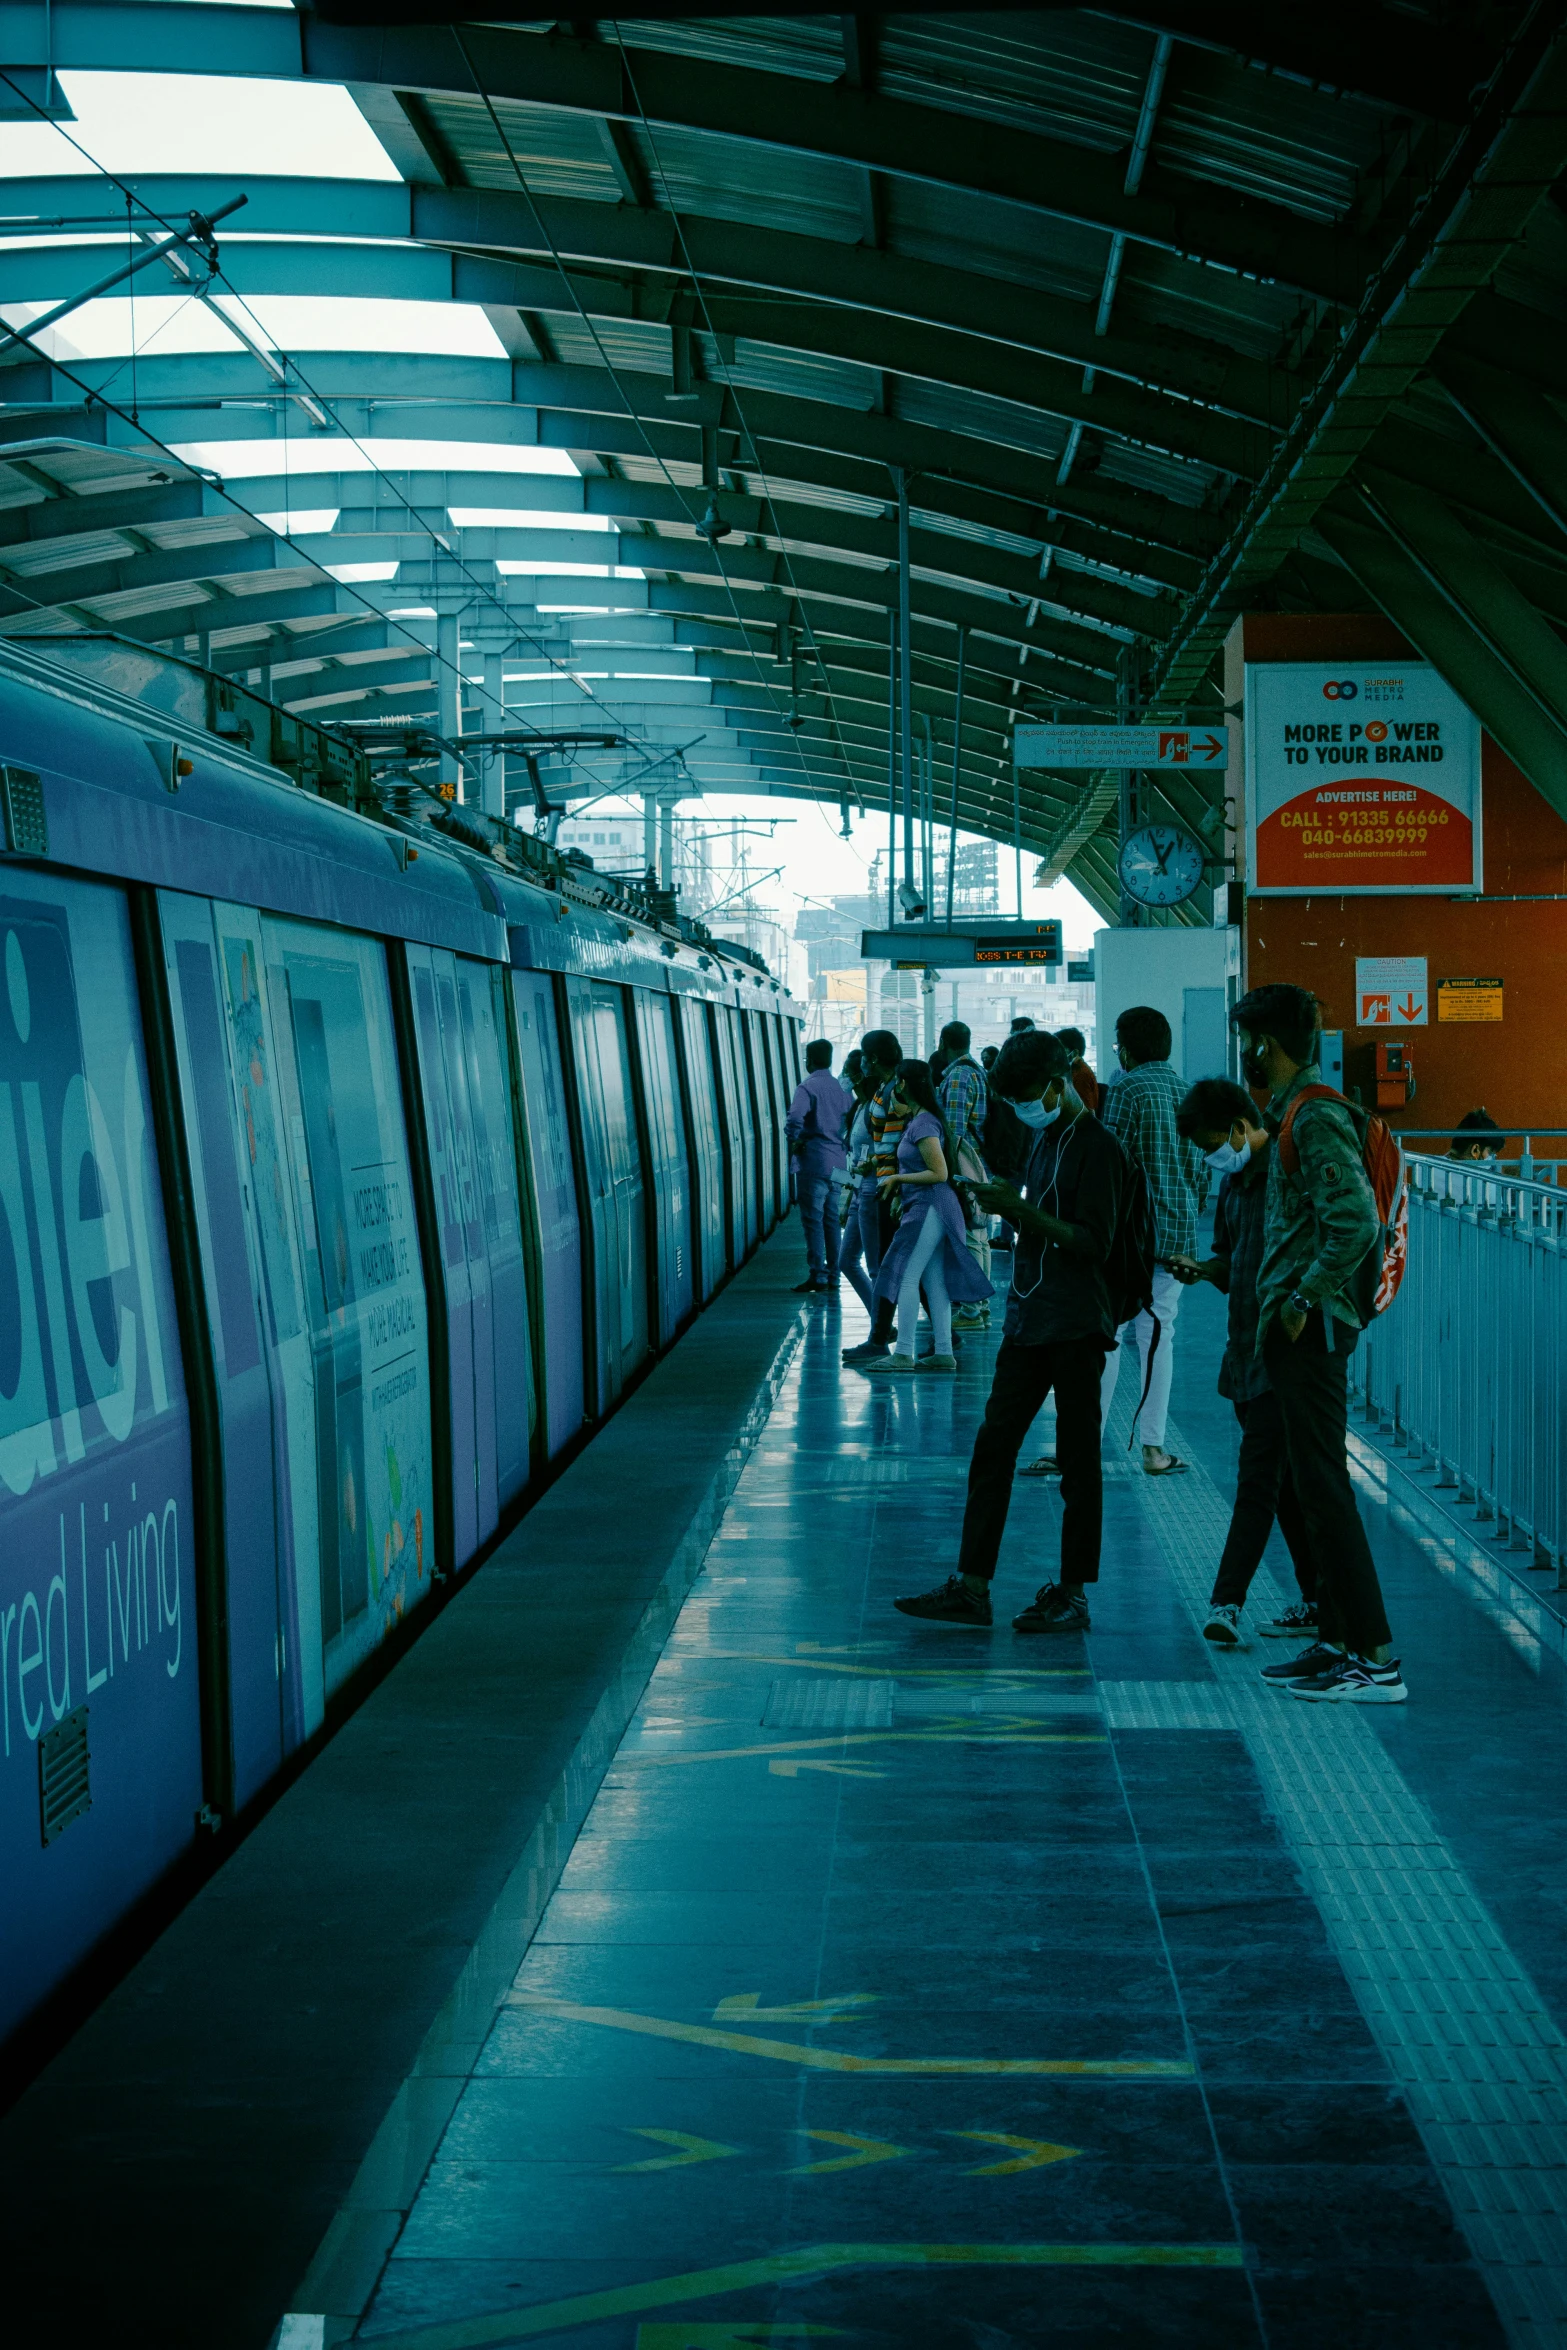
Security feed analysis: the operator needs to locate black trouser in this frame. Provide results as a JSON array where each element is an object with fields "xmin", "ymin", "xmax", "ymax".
[
  {"xmin": 1210, "ymin": 1388, "xmax": 1328, "ymax": 1627},
  {"xmin": 1262, "ymin": 1311, "xmax": 1390, "ymax": 1656},
  {"xmin": 958, "ymin": 1336, "xmax": 1107, "ymax": 1587}
]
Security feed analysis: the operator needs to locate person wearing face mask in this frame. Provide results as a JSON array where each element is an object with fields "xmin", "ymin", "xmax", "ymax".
[
  {"xmin": 1231, "ymin": 982, "xmax": 1405, "ymax": 1704},
  {"xmin": 894, "ymin": 1030, "xmax": 1127, "ymax": 1631},
  {"xmin": 1171, "ymin": 1078, "xmax": 1322, "ymax": 1648},
  {"xmin": 861, "ymin": 1060, "xmax": 992, "ymax": 1374}
]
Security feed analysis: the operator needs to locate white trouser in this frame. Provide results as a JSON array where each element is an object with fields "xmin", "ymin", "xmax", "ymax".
[
  {"xmin": 1100, "ymin": 1264, "xmax": 1184, "ymax": 1450},
  {"xmin": 896, "ymin": 1211, "xmax": 951, "ymax": 1356}
]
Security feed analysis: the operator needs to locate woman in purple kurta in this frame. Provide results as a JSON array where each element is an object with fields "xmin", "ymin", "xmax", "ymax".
[{"xmin": 865, "ymin": 1062, "xmax": 991, "ymax": 1373}]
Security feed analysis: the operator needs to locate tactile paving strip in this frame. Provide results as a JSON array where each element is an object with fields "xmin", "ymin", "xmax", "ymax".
[{"xmin": 1121, "ymin": 1401, "xmax": 1567, "ymax": 2347}]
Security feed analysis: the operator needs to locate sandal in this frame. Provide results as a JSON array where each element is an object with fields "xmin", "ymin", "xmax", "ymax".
[
  {"xmin": 1019, "ymin": 1456, "xmax": 1060, "ymax": 1477},
  {"xmin": 1142, "ymin": 1452, "xmax": 1188, "ymax": 1476}
]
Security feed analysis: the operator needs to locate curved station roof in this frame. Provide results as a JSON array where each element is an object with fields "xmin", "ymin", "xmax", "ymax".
[{"xmin": 2, "ymin": 3, "xmax": 1567, "ymax": 918}]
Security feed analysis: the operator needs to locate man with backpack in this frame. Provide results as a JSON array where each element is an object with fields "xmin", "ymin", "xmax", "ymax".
[
  {"xmin": 894, "ymin": 1030, "xmax": 1129, "ymax": 1633},
  {"xmin": 1233, "ymin": 982, "xmax": 1407, "ymax": 1704}
]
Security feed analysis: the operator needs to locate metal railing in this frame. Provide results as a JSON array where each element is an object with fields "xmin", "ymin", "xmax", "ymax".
[{"xmin": 1349, "ymin": 1155, "xmax": 1567, "ymax": 1581}]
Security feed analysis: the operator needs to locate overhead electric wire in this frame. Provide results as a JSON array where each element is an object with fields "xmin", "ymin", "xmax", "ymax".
[
  {"xmin": 607, "ymin": 24, "xmax": 870, "ymax": 813},
  {"xmin": 452, "ymin": 26, "xmax": 834, "ymax": 811}
]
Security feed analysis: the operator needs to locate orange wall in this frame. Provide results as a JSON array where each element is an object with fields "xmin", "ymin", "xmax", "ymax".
[{"xmin": 1242, "ymin": 614, "xmax": 1567, "ymax": 1138}]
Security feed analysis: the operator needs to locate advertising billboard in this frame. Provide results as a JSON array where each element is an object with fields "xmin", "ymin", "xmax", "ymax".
[{"xmin": 1245, "ymin": 661, "xmax": 1482, "ymax": 895}]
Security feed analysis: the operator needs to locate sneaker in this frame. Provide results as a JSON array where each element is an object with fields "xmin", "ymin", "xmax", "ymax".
[
  {"xmin": 1260, "ymin": 1601, "xmax": 1319, "ymax": 1639},
  {"xmin": 1203, "ymin": 1603, "xmax": 1244, "ymax": 1647},
  {"xmin": 918, "ymin": 1353, "xmax": 958, "ymax": 1372},
  {"xmin": 841, "ymin": 1339, "xmax": 890, "ymax": 1365},
  {"xmin": 1013, "ymin": 1582, "xmax": 1092, "ymax": 1635},
  {"xmin": 1258, "ymin": 1641, "xmax": 1344, "ymax": 1687},
  {"xmin": 860, "ymin": 1351, "xmax": 918, "ymax": 1375},
  {"xmin": 792, "ymin": 1275, "xmax": 825, "ymax": 1292},
  {"xmin": 951, "ymin": 1306, "xmax": 987, "ymax": 1330},
  {"xmin": 1291, "ymin": 1654, "xmax": 1408, "ymax": 1705},
  {"xmin": 894, "ymin": 1574, "xmax": 992, "ymax": 1627}
]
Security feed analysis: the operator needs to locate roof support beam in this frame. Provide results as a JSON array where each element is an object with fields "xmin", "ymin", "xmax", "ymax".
[
  {"xmin": 1319, "ymin": 484, "xmax": 1567, "ymax": 826},
  {"xmin": 26, "ymin": 6, "xmax": 1373, "ymax": 300}
]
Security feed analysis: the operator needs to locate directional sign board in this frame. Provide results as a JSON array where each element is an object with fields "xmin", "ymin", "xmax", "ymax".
[
  {"xmin": 861, "ymin": 922, "xmax": 1062, "ymax": 969},
  {"xmin": 1012, "ymin": 724, "xmax": 1227, "ymax": 770},
  {"xmin": 1355, "ymin": 955, "xmax": 1427, "ymax": 1028}
]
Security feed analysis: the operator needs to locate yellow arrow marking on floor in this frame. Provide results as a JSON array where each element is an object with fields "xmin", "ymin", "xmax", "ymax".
[
  {"xmin": 768, "ymin": 1758, "xmax": 887, "ymax": 1780},
  {"xmin": 669, "ymin": 1653, "xmax": 1090, "ymax": 1682},
  {"xmin": 625, "ymin": 1730, "xmax": 1103, "ymax": 1772},
  {"xmin": 614, "ymin": 2130, "xmax": 745, "ymax": 2173},
  {"xmin": 365, "ymin": 2242, "xmax": 1244, "ymax": 2349},
  {"xmin": 714, "ymin": 1994, "xmax": 878, "ymax": 2024},
  {"xmin": 954, "ymin": 2132, "xmax": 1083, "ymax": 2175},
  {"xmin": 635, "ymin": 2327, "xmax": 847, "ymax": 2348},
  {"xmin": 790, "ymin": 2130, "xmax": 910, "ymax": 2175},
  {"xmin": 506, "ymin": 1993, "xmax": 1192, "ymax": 2078}
]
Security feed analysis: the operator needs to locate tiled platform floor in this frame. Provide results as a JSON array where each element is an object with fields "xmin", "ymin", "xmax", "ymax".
[{"xmin": 345, "ymin": 1259, "xmax": 1567, "ymax": 2350}]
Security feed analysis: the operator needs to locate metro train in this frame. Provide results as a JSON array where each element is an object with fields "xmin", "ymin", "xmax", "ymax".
[{"xmin": 0, "ymin": 638, "xmax": 802, "ymax": 2055}]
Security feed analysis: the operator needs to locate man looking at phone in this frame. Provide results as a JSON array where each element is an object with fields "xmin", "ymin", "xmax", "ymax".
[
  {"xmin": 894, "ymin": 1030, "xmax": 1126, "ymax": 1634},
  {"xmin": 1171, "ymin": 1077, "xmax": 1321, "ymax": 1649}
]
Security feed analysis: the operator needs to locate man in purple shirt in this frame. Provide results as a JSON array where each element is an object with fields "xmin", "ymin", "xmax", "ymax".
[{"xmin": 786, "ymin": 1039, "xmax": 852, "ymax": 1294}]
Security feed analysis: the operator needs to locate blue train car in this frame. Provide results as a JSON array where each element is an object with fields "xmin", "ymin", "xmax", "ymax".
[{"xmin": 0, "ymin": 641, "xmax": 801, "ymax": 2056}]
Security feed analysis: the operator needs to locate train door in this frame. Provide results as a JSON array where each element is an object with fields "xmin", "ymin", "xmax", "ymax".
[
  {"xmin": 568, "ymin": 981, "xmax": 649, "ymax": 1408},
  {"xmin": 262, "ymin": 920, "xmax": 434, "ymax": 1698},
  {"xmin": 758, "ymin": 1016, "xmax": 789, "ymax": 1219},
  {"xmin": 456, "ymin": 961, "xmax": 531, "ymax": 1509},
  {"xmin": 510, "ymin": 970, "xmax": 584, "ymax": 1455},
  {"xmin": 407, "ymin": 949, "xmax": 531, "ymax": 1545},
  {"xmin": 0, "ymin": 876, "xmax": 201, "ymax": 2047},
  {"xmin": 743, "ymin": 1014, "xmax": 776, "ymax": 1233},
  {"xmin": 159, "ymin": 895, "xmax": 300, "ymax": 1805},
  {"xmin": 633, "ymin": 990, "xmax": 693, "ymax": 1344},
  {"xmin": 674, "ymin": 995, "xmax": 726, "ymax": 1296},
  {"xmin": 710, "ymin": 1008, "xmax": 755, "ymax": 1260}
]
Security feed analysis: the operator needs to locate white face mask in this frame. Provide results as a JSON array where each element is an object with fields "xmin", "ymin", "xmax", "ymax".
[
  {"xmin": 1013, "ymin": 1095, "xmax": 1060, "ymax": 1131},
  {"xmin": 1204, "ymin": 1135, "xmax": 1250, "ymax": 1174}
]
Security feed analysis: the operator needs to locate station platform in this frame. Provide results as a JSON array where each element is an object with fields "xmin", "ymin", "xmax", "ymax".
[{"xmin": 11, "ymin": 1229, "xmax": 1567, "ymax": 2348}]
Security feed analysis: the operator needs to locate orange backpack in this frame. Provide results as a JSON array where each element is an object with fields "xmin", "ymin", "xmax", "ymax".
[{"xmin": 1276, "ymin": 1085, "xmax": 1409, "ymax": 1318}]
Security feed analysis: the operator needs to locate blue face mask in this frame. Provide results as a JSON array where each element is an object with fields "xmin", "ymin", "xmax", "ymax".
[
  {"xmin": 1013, "ymin": 1095, "xmax": 1060, "ymax": 1131},
  {"xmin": 1205, "ymin": 1137, "xmax": 1250, "ymax": 1175}
]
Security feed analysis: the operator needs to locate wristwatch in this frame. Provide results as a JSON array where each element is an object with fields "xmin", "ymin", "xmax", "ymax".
[{"xmin": 1288, "ymin": 1290, "xmax": 1313, "ymax": 1318}]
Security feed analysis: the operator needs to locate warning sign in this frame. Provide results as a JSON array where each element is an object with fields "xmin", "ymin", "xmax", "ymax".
[
  {"xmin": 1245, "ymin": 662, "xmax": 1482, "ymax": 896},
  {"xmin": 1355, "ymin": 955, "xmax": 1427, "ymax": 1028},
  {"xmin": 1438, "ymin": 977, "xmax": 1503, "ymax": 1023}
]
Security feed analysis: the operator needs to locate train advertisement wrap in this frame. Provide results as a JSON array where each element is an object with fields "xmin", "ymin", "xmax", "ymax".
[
  {"xmin": 1245, "ymin": 661, "xmax": 1483, "ymax": 895},
  {"xmin": 0, "ymin": 877, "xmax": 200, "ymax": 2045}
]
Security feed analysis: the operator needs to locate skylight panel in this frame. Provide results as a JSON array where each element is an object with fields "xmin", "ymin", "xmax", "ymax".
[
  {"xmin": 254, "ymin": 509, "xmax": 341, "ymax": 537},
  {"xmin": 496, "ymin": 562, "xmax": 646, "ymax": 579},
  {"xmin": 0, "ymin": 73, "xmax": 402, "ymax": 180},
  {"xmin": 449, "ymin": 508, "xmax": 611, "ymax": 531},
  {"xmin": 212, "ymin": 297, "xmax": 509, "ymax": 359},
  {"xmin": 327, "ymin": 561, "xmax": 400, "ymax": 583},
  {"xmin": 172, "ymin": 438, "xmax": 581, "ymax": 481}
]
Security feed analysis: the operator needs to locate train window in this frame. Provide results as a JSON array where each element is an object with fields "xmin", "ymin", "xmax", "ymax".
[
  {"xmin": 0, "ymin": 875, "xmax": 201, "ymax": 2049},
  {"xmin": 264, "ymin": 922, "xmax": 434, "ymax": 1697},
  {"xmin": 510, "ymin": 972, "xmax": 584, "ymax": 1455}
]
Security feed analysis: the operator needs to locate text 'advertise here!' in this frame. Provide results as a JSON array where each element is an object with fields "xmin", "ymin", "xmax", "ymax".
[{"xmin": 1245, "ymin": 662, "xmax": 1483, "ymax": 896}]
